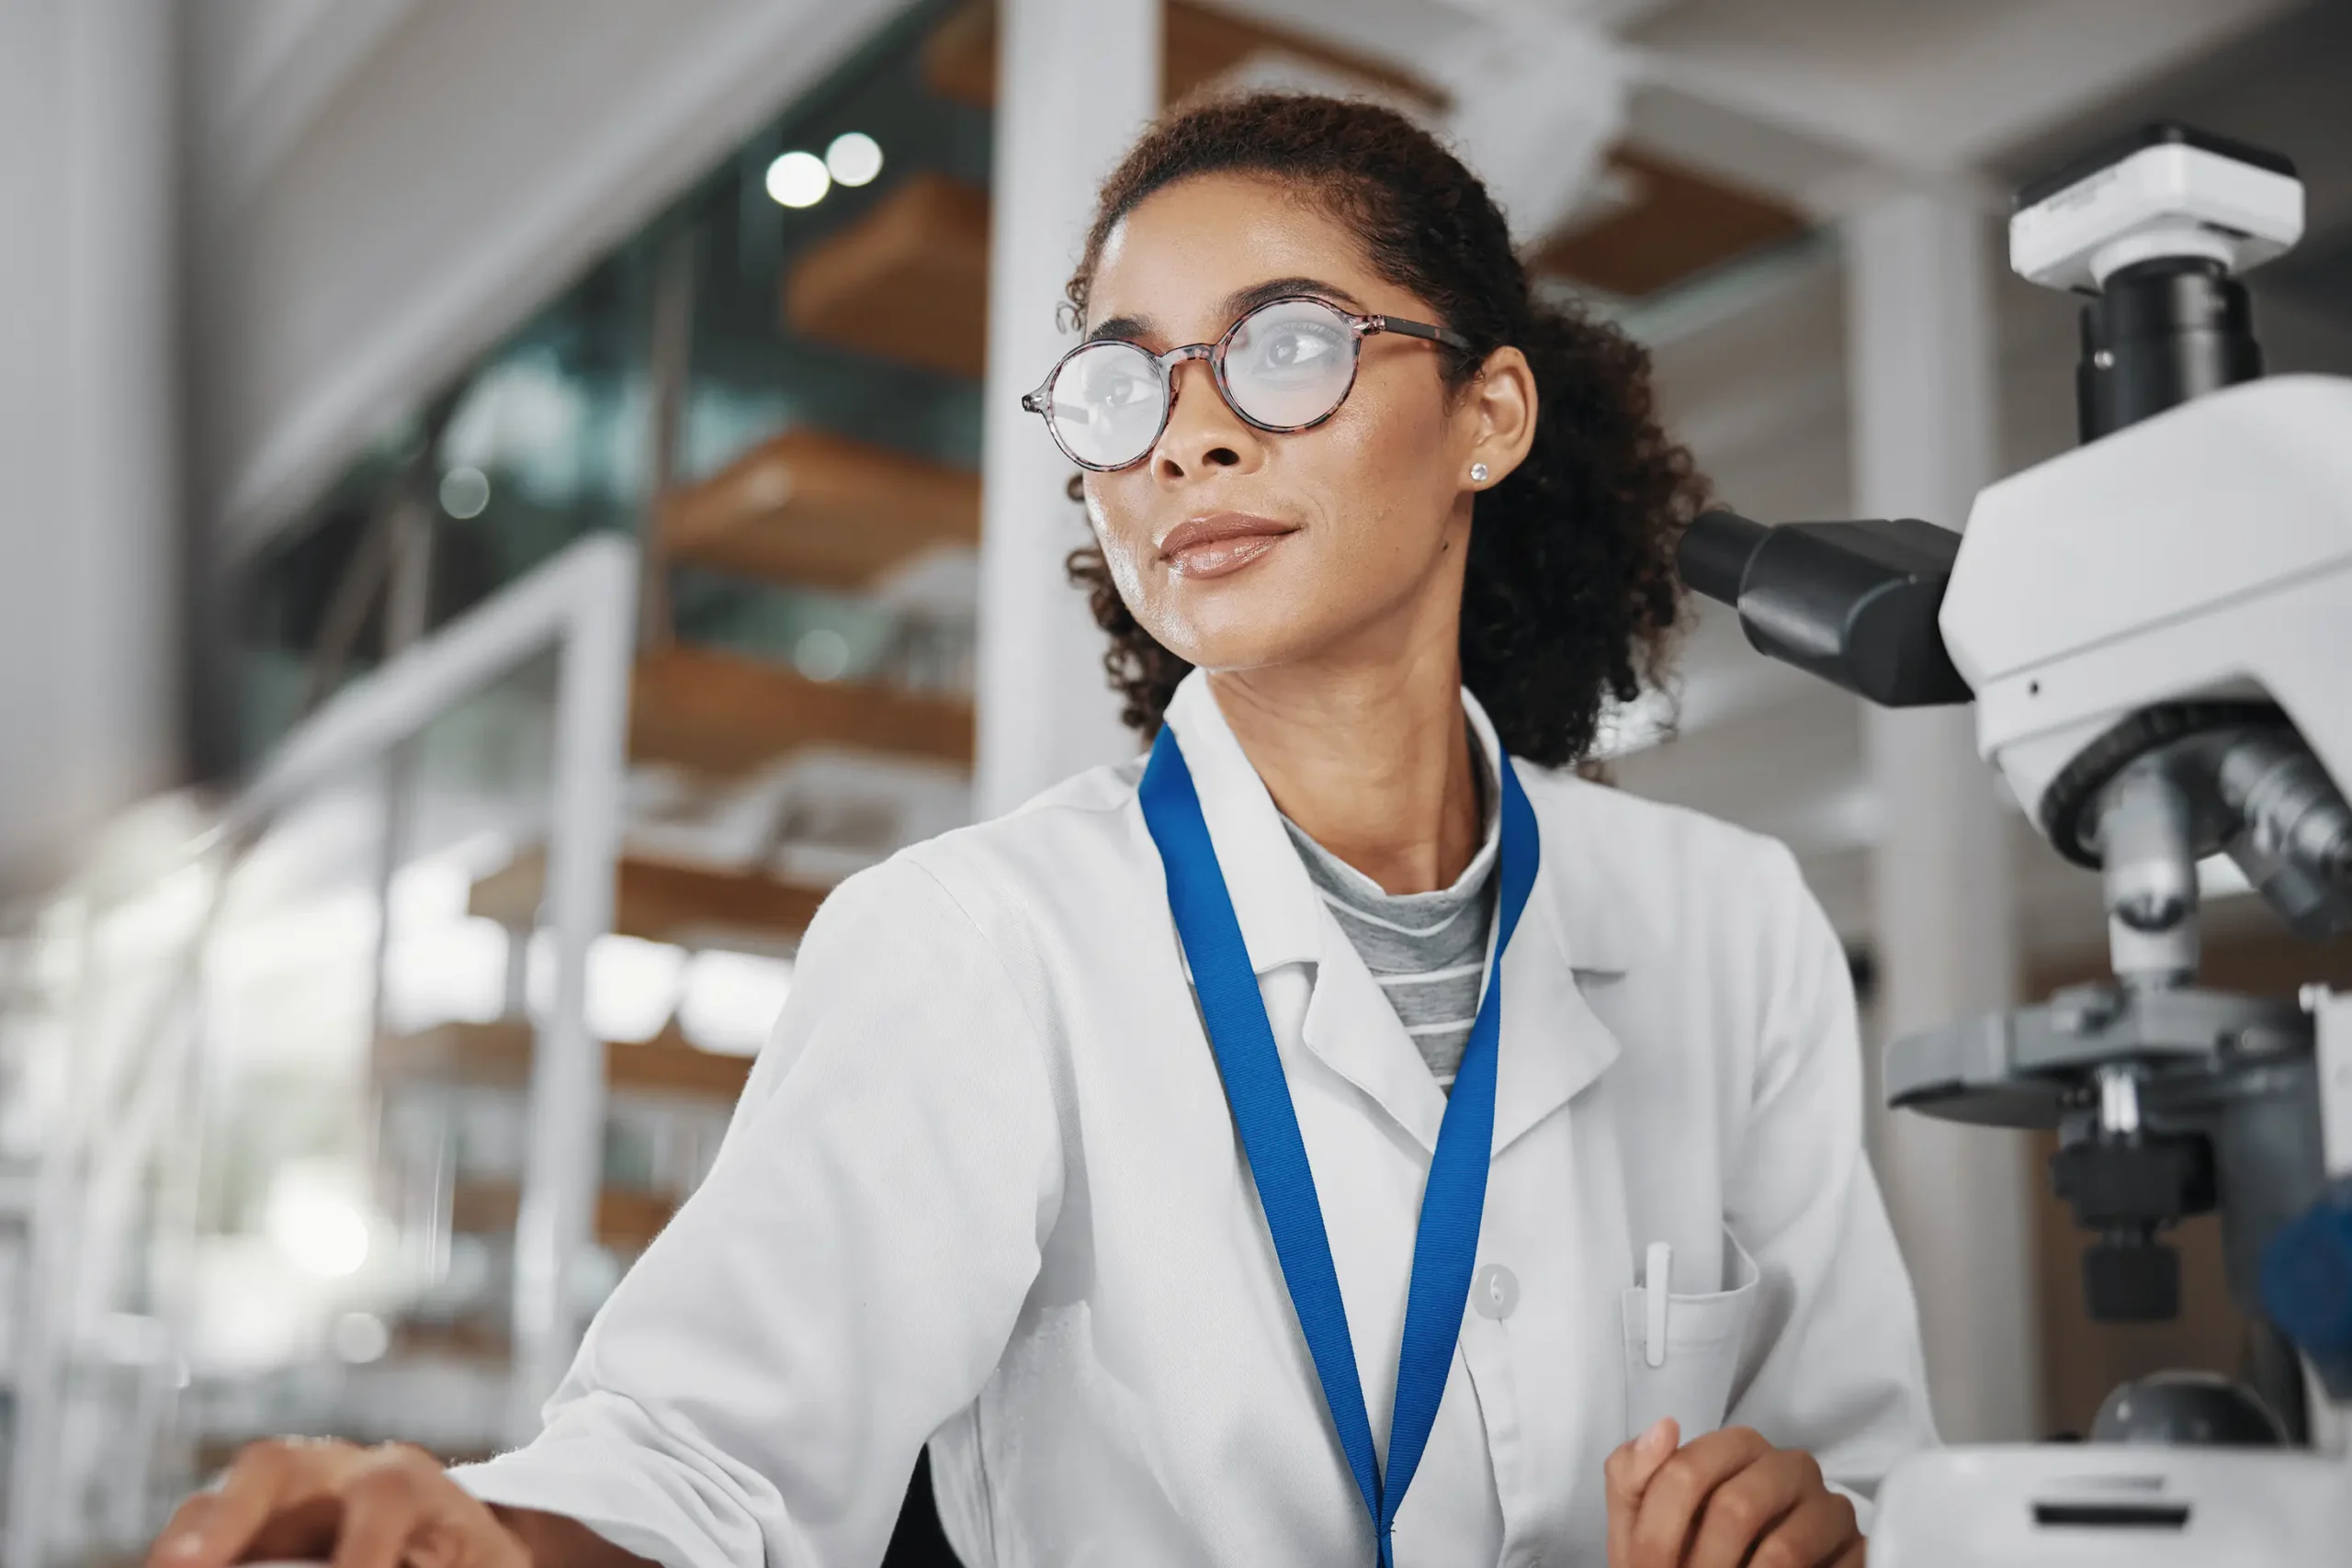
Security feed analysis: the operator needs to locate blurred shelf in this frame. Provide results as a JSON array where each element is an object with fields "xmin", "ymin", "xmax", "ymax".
[
  {"xmin": 387, "ymin": 1316, "xmax": 513, "ymax": 1366},
  {"xmin": 1527, "ymin": 148, "xmax": 1809, "ymax": 300},
  {"xmin": 470, "ymin": 844, "xmax": 831, "ymax": 949},
  {"xmin": 663, "ymin": 428, "xmax": 979, "ymax": 592},
  {"xmin": 630, "ymin": 642, "xmax": 975, "ymax": 774},
  {"xmin": 449, "ymin": 1180, "xmax": 676, "ymax": 1252},
  {"xmin": 785, "ymin": 173, "xmax": 989, "ymax": 379},
  {"xmin": 377, "ymin": 1019, "xmax": 755, "ymax": 1102},
  {"xmin": 923, "ymin": 0, "xmax": 1447, "ymax": 112}
]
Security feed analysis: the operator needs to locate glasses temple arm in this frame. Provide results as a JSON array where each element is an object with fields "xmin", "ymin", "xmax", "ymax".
[{"xmin": 1370, "ymin": 316, "xmax": 1476, "ymax": 351}]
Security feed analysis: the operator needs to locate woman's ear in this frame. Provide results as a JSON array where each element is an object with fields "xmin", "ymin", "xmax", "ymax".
[{"xmin": 1464, "ymin": 345, "xmax": 1538, "ymax": 490}]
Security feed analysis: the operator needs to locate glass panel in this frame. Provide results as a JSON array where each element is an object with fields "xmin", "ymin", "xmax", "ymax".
[
  {"xmin": 235, "ymin": 0, "xmax": 991, "ymax": 768},
  {"xmin": 175, "ymin": 654, "xmax": 569, "ymax": 1476}
]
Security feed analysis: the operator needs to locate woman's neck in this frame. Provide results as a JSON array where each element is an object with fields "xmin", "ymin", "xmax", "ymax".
[{"xmin": 1207, "ymin": 645, "xmax": 1481, "ymax": 897}]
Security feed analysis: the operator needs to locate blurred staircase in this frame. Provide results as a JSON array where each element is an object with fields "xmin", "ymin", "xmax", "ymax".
[
  {"xmin": 469, "ymin": 849, "xmax": 830, "ymax": 951},
  {"xmin": 661, "ymin": 429, "xmax": 980, "ymax": 594},
  {"xmin": 628, "ymin": 643, "xmax": 972, "ymax": 777},
  {"xmin": 785, "ymin": 177, "xmax": 991, "ymax": 380},
  {"xmin": 376, "ymin": 1020, "xmax": 755, "ymax": 1104}
]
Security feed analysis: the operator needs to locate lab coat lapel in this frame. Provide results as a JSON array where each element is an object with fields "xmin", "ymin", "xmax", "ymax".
[
  {"xmin": 1489, "ymin": 757, "xmax": 1634, "ymax": 1156},
  {"xmin": 1162, "ymin": 671, "xmax": 1451, "ymax": 1151},
  {"xmin": 1298, "ymin": 926, "xmax": 1450, "ymax": 1154}
]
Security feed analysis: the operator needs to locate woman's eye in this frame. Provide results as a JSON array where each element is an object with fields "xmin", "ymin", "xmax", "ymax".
[
  {"xmin": 1090, "ymin": 369, "xmax": 1152, "ymax": 408},
  {"xmin": 1251, "ymin": 326, "xmax": 1342, "ymax": 373}
]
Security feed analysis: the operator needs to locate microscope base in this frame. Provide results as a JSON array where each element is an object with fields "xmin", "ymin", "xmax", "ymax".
[{"xmin": 1872, "ymin": 1442, "xmax": 2352, "ymax": 1566}]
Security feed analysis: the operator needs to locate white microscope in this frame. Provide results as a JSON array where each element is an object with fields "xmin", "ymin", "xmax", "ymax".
[{"xmin": 1679, "ymin": 124, "xmax": 2352, "ymax": 1564}]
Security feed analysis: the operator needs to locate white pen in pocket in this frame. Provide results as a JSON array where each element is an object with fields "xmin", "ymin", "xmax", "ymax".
[
  {"xmin": 1643, "ymin": 1241, "xmax": 1671, "ymax": 1369},
  {"xmin": 1623, "ymin": 1229, "xmax": 1758, "ymax": 1441}
]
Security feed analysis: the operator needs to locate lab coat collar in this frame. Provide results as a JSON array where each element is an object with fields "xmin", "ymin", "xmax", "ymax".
[
  {"xmin": 1159, "ymin": 671, "xmax": 1631, "ymax": 1156},
  {"xmin": 1160, "ymin": 671, "xmax": 1328, "ymax": 976}
]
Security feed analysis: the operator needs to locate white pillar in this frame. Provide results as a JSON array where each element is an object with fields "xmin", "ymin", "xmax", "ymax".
[
  {"xmin": 973, "ymin": 0, "xmax": 1159, "ymax": 819},
  {"xmin": 1844, "ymin": 188, "xmax": 2042, "ymax": 1443},
  {"xmin": 0, "ymin": 0, "xmax": 181, "ymax": 894}
]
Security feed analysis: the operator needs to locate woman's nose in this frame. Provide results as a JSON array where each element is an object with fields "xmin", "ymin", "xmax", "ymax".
[{"xmin": 1151, "ymin": 357, "xmax": 1262, "ymax": 483}]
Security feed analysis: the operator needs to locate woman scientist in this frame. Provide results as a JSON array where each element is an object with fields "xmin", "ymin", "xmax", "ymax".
[{"xmin": 155, "ymin": 94, "xmax": 1935, "ymax": 1568}]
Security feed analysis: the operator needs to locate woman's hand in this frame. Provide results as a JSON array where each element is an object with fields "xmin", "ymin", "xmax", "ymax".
[
  {"xmin": 147, "ymin": 1438, "xmax": 529, "ymax": 1568},
  {"xmin": 1605, "ymin": 1419, "xmax": 1862, "ymax": 1568}
]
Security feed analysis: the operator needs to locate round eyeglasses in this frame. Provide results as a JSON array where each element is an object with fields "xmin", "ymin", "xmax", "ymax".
[{"xmin": 1020, "ymin": 295, "xmax": 1474, "ymax": 472}]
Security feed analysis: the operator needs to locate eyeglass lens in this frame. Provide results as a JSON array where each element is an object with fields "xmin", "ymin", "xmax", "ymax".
[
  {"xmin": 1044, "ymin": 298, "xmax": 1361, "ymax": 469},
  {"xmin": 1046, "ymin": 340, "xmax": 1169, "ymax": 470}
]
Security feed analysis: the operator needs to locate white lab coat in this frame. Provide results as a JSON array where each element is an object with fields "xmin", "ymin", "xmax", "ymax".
[{"xmin": 452, "ymin": 670, "xmax": 1937, "ymax": 1568}]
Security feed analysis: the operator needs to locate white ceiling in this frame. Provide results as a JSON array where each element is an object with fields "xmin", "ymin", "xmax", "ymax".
[{"xmin": 1624, "ymin": 0, "xmax": 2298, "ymax": 177}]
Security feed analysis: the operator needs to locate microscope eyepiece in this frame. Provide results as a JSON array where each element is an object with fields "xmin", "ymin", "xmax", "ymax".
[
  {"xmin": 1676, "ymin": 510, "xmax": 1767, "ymax": 607},
  {"xmin": 1676, "ymin": 510, "xmax": 1971, "ymax": 707}
]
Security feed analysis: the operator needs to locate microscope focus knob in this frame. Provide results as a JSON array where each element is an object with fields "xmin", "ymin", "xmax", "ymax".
[{"xmin": 2091, "ymin": 1370, "xmax": 2287, "ymax": 1446}]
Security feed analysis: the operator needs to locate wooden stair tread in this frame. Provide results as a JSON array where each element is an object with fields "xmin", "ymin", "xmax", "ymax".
[
  {"xmin": 448, "ymin": 1180, "xmax": 676, "ymax": 1252},
  {"xmin": 630, "ymin": 642, "xmax": 974, "ymax": 774},
  {"xmin": 377, "ymin": 1019, "xmax": 756, "ymax": 1102},
  {"xmin": 785, "ymin": 174, "xmax": 989, "ymax": 379},
  {"xmin": 1527, "ymin": 148, "xmax": 1808, "ymax": 300},
  {"xmin": 387, "ymin": 1316, "xmax": 512, "ymax": 1367},
  {"xmin": 664, "ymin": 428, "xmax": 978, "ymax": 592},
  {"xmin": 923, "ymin": 0, "xmax": 1447, "ymax": 113},
  {"xmin": 470, "ymin": 844, "xmax": 832, "ymax": 948}
]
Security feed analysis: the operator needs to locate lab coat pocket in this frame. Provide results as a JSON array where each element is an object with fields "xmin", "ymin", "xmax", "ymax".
[{"xmin": 1618, "ymin": 1229, "xmax": 1760, "ymax": 1441}]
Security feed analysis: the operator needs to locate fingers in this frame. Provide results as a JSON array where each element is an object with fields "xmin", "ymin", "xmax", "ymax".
[
  {"xmin": 150, "ymin": 1439, "xmax": 356, "ymax": 1568},
  {"xmin": 151, "ymin": 1495, "xmax": 220, "ymax": 1564},
  {"xmin": 474, "ymin": 1510, "xmax": 537, "ymax": 1568},
  {"xmin": 152, "ymin": 1445, "xmax": 279, "ymax": 1568},
  {"xmin": 1825, "ymin": 1535, "xmax": 1868, "ymax": 1568},
  {"xmin": 1603, "ymin": 1418, "xmax": 1679, "ymax": 1568},
  {"xmin": 1746, "ymin": 1488, "xmax": 1863, "ymax": 1568},
  {"xmin": 330, "ymin": 1444, "xmax": 526, "ymax": 1568},
  {"xmin": 331, "ymin": 1448, "xmax": 438, "ymax": 1568},
  {"xmin": 145, "ymin": 1438, "xmax": 516, "ymax": 1568},
  {"xmin": 1682, "ymin": 1447, "xmax": 1820, "ymax": 1568},
  {"xmin": 243, "ymin": 1495, "xmax": 350, "ymax": 1563},
  {"xmin": 1630, "ymin": 1425, "xmax": 1772, "ymax": 1568},
  {"xmin": 1604, "ymin": 1418, "xmax": 1681, "ymax": 1509}
]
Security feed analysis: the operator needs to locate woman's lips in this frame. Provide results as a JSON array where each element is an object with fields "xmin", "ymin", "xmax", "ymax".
[
  {"xmin": 1158, "ymin": 513, "xmax": 1296, "ymax": 580},
  {"xmin": 1167, "ymin": 534, "xmax": 1288, "ymax": 578}
]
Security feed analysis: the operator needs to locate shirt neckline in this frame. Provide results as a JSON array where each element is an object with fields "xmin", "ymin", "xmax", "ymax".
[{"xmin": 1276, "ymin": 729, "xmax": 1502, "ymax": 910}]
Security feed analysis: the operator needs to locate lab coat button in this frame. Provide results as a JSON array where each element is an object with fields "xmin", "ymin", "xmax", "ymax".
[{"xmin": 1472, "ymin": 1262, "xmax": 1519, "ymax": 1320}]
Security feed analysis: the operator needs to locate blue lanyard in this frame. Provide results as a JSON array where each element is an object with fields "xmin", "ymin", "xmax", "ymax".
[{"xmin": 1138, "ymin": 724, "xmax": 1539, "ymax": 1568}]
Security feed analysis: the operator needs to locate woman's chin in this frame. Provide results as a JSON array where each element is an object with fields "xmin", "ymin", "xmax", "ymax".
[{"xmin": 1153, "ymin": 598, "xmax": 1335, "ymax": 674}]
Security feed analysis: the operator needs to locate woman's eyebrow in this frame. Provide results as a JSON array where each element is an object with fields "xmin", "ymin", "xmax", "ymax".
[
  {"xmin": 1221, "ymin": 276, "xmax": 1368, "ymax": 318},
  {"xmin": 1085, "ymin": 313, "xmax": 1153, "ymax": 344},
  {"xmin": 1084, "ymin": 277, "xmax": 1371, "ymax": 346}
]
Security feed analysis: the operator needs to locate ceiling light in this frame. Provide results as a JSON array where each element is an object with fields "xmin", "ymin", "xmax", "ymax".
[
  {"xmin": 266, "ymin": 1173, "xmax": 371, "ymax": 1278},
  {"xmin": 825, "ymin": 132, "xmax": 884, "ymax": 188},
  {"xmin": 794, "ymin": 626, "xmax": 852, "ymax": 682},
  {"xmin": 439, "ymin": 466, "xmax": 491, "ymax": 519},
  {"xmin": 765, "ymin": 150, "xmax": 831, "ymax": 209}
]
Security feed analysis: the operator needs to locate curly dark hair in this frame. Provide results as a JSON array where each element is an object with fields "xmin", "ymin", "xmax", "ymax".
[{"xmin": 1060, "ymin": 92, "xmax": 1706, "ymax": 768}]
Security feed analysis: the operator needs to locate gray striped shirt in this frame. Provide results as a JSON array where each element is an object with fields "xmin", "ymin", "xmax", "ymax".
[{"xmin": 1278, "ymin": 746, "xmax": 1500, "ymax": 1090}]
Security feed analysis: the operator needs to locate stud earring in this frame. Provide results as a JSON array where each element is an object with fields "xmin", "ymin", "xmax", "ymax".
[{"xmin": 1470, "ymin": 462, "xmax": 1489, "ymax": 484}]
